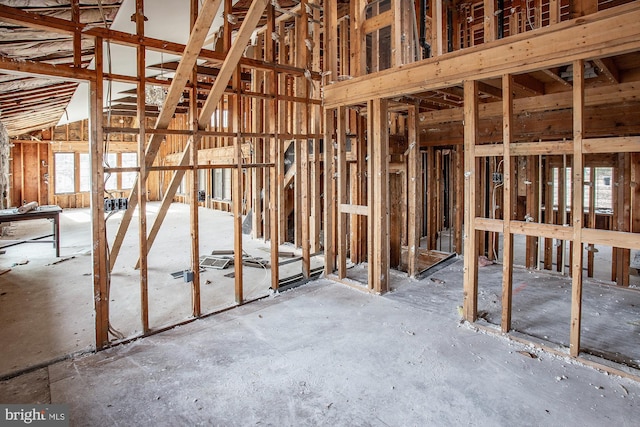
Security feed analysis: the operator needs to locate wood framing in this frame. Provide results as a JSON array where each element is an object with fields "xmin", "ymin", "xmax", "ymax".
[{"xmin": 463, "ymin": 80, "xmax": 479, "ymax": 322}]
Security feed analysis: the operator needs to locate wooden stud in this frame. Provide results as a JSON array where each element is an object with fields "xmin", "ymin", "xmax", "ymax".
[
  {"xmin": 233, "ymin": 68, "xmax": 244, "ymax": 304},
  {"xmin": 544, "ymin": 157, "xmax": 554, "ymax": 270},
  {"xmin": 90, "ymin": 37, "xmax": 109, "ymax": 350},
  {"xmin": 570, "ymin": 59, "xmax": 585, "ymax": 358},
  {"xmin": 407, "ymin": 104, "xmax": 422, "ymax": 277},
  {"xmin": 189, "ymin": 0, "xmax": 201, "ymax": 316},
  {"xmin": 372, "ymin": 98, "xmax": 390, "ymax": 293},
  {"xmin": 298, "ymin": 1, "xmax": 311, "ymax": 278},
  {"xmin": 463, "ymin": 80, "xmax": 479, "ymax": 322},
  {"xmin": 324, "ymin": 108, "xmax": 336, "ymax": 275},
  {"xmin": 525, "ymin": 155, "xmax": 539, "ymax": 268},
  {"xmin": 427, "ymin": 146, "xmax": 437, "ymax": 249},
  {"xmin": 367, "ymin": 100, "xmax": 375, "ymax": 290},
  {"xmin": 325, "ymin": 0, "xmax": 338, "ymax": 79},
  {"xmin": 454, "ymin": 145, "xmax": 464, "ymax": 254},
  {"xmin": 484, "ymin": 0, "xmax": 496, "ymax": 43},
  {"xmin": 135, "ymin": 0, "xmax": 150, "ymax": 332},
  {"xmin": 501, "ymin": 74, "xmax": 514, "ymax": 333},
  {"xmin": 337, "ymin": 106, "xmax": 348, "ymax": 278},
  {"xmin": 431, "ymin": 0, "xmax": 444, "ymax": 57},
  {"xmin": 267, "ymin": 3, "xmax": 279, "ymax": 290}
]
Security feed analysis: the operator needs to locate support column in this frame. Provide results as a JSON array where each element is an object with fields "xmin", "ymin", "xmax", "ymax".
[
  {"xmin": 570, "ymin": 59, "xmax": 585, "ymax": 357},
  {"xmin": 188, "ymin": 0, "xmax": 201, "ymax": 316},
  {"xmin": 233, "ymin": 69, "xmax": 244, "ymax": 304},
  {"xmin": 135, "ymin": 0, "xmax": 150, "ymax": 330},
  {"xmin": 324, "ymin": 108, "xmax": 336, "ymax": 275},
  {"xmin": 407, "ymin": 104, "xmax": 422, "ymax": 277},
  {"xmin": 371, "ymin": 98, "xmax": 390, "ymax": 293},
  {"xmin": 463, "ymin": 80, "xmax": 479, "ymax": 322},
  {"xmin": 337, "ymin": 106, "xmax": 348, "ymax": 278},
  {"xmin": 90, "ymin": 38, "xmax": 109, "ymax": 349},
  {"xmin": 501, "ymin": 74, "xmax": 514, "ymax": 332}
]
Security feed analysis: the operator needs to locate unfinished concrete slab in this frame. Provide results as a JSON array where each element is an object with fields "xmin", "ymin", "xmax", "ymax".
[
  {"xmin": 0, "ymin": 203, "xmax": 319, "ymax": 378},
  {"xmin": 0, "ymin": 276, "xmax": 637, "ymax": 425}
]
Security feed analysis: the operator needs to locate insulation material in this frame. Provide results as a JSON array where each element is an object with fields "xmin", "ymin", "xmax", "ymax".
[{"xmin": 0, "ymin": 121, "xmax": 9, "ymax": 209}]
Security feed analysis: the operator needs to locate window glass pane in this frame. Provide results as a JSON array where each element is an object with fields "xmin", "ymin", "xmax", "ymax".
[
  {"xmin": 198, "ymin": 169, "xmax": 206, "ymax": 192},
  {"xmin": 213, "ymin": 169, "xmax": 223, "ymax": 199},
  {"xmin": 121, "ymin": 152, "xmax": 137, "ymax": 189},
  {"xmin": 223, "ymin": 169, "xmax": 232, "ymax": 200},
  {"xmin": 54, "ymin": 153, "xmax": 75, "ymax": 194},
  {"xmin": 595, "ymin": 167, "xmax": 613, "ymax": 210},
  {"xmin": 79, "ymin": 153, "xmax": 90, "ymax": 192},
  {"xmin": 104, "ymin": 153, "xmax": 118, "ymax": 190}
]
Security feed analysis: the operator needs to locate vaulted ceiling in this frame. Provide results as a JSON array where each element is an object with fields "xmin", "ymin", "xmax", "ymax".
[{"xmin": 0, "ymin": 1, "xmax": 123, "ymax": 136}]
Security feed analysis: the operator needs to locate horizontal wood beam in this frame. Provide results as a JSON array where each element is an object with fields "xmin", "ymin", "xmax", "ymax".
[
  {"xmin": 582, "ymin": 228, "xmax": 640, "ymax": 250},
  {"xmin": 474, "ymin": 217, "xmax": 503, "ymax": 233},
  {"xmin": 324, "ymin": 2, "xmax": 640, "ymax": 107},
  {"xmin": 582, "ymin": 136, "xmax": 640, "ymax": 153},
  {"xmin": 339, "ymin": 204, "xmax": 369, "ymax": 216},
  {"xmin": 0, "ymin": 56, "xmax": 94, "ymax": 81},
  {"xmin": 420, "ymin": 80, "xmax": 640, "ymax": 125},
  {"xmin": 510, "ymin": 221, "xmax": 573, "ymax": 240},
  {"xmin": 0, "ymin": 4, "xmax": 320, "ymax": 79}
]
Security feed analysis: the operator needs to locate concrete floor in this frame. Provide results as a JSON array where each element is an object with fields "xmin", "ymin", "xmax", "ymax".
[
  {"xmin": 0, "ymin": 203, "xmax": 321, "ymax": 378},
  {"xmin": 1, "ymin": 273, "xmax": 639, "ymax": 425}
]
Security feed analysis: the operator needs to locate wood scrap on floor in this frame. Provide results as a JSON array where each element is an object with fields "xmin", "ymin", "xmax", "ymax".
[
  {"xmin": 517, "ymin": 350, "xmax": 538, "ymax": 359},
  {"xmin": 45, "ymin": 256, "xmax": 75, "ymax": 266},
  {"xmin": 0, "ymin": 268, "xmax": 10, "ymax": 276}
]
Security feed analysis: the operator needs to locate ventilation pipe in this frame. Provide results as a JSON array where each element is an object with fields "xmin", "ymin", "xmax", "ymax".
[{"xmin": 419, "ymin": 0, "xmax": 431, "ymax": 58}]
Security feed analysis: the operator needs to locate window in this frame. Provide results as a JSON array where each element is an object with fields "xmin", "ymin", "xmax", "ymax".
[
  {"xmin": 212, "ymin": 168, "xmax": 231, "ymax": 200},
  {"xmin": 54, "ymin": 153, "xmax": 75, "ymax": 194},
  {"xmin": 79, "ymin": 153, "xmax": 90, "ymax": 192},
  {"xmin": 104, "ymin": 153, "xmax": 117, "ymax": 191},
  {"xmin": 553, "ymin": 166, "xmax": 613, "ymax": 211},
  {"xmin": 198, "ymin": 168, "xmax": 207, "ymax": 192},
  {"xmin": 121, "ymin": 152, "xmax": 138, "ymax": 189}
]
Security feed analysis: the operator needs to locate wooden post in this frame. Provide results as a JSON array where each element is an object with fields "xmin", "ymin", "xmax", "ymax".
[
  {"xmin": 337, "ymin": 106, "xmax": 348, "ymax": 278},
  {"xmin": 431, "ymin": 0, "xmax": 444, "ymax": 56},
  {"xmin": 544, "ymin": 158, "xmax": 554, "ymax": 270},
  {"xmin": 371, "ymin": 98, "xmax": 390, "ymax": 293},
  {"xmin": 463, "ymin": 80, "xmax": 479, "ymax": 322},
  {"xmin": 570, "ymin": 59, "xmax": 585, "ymax": 358},
  {"xmin": 189, "ymin": 0, "xmax": 201, "ymax": 316},
  {"xmin": 71, "ymin": 0, "xmax": 81, "ymax": 68},
  {"xmin": 324, "ymin": 108, "xmax": 336, "ymax": 275},
  {"xmin": 454, "ymin": 145, "xmax": 464, "ymax": 254},
  {"xmin": 484, "ymin": 0, "xmax": 496, "ymax": 43},
  {"xmin": 90, "ymin": 38, "xmax": 109, "ymax": 349},
  {"xmin": 525, "ymin": 155, "xmax": 539, "ymax": 268},
  {"xmin": 135, "ymin": 0, "xmax": 150, "ymax": 331},
  {"xmin": 325, "ymin": 0, "xmax": 339, "ymax": 79},
  {"xmin": 407, "ymin": 104, "xmax": 422, "ymax": 277},
  {"xmin": 265, "ymin": 4, "xmax": 279, "ymax": 290},
  {"xmin": 392, "ymin": 0, "xmax": 402, "ymax": 67},
  {"xmin": 367, "ymin": 100, "xmax": 375, "ymax": 290},
  {"xmin": 587, "ymin": 166, "xmax": 596, "ymax": 277},
  {"xmin": 297, "ymin": 1, "xmax": 311, "ymax": 278},
  {"xmin": 501, "ymin": 74, "xmax": 514, "ymax": 332},
  {"xmin": 350, "ymin": 0, "xmax": 365, "ymax": 76},
  {"xmin": 233, "ymin": 70, "xmax": 244, "ymax": 304},
  {"xmin": 427, "ymin": 146, "xmax": 437, "ymax": 249}
]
